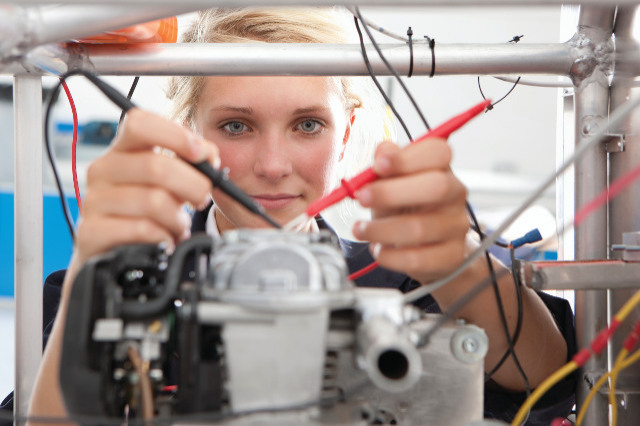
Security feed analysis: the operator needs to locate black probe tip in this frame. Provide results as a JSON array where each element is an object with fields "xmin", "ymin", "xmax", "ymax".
[{"xmin": 192, "ymin": 161, "xmax": 282, "ymax": 229}]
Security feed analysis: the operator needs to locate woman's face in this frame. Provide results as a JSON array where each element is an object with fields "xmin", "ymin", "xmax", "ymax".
[{"xmin": 194, "ymin": 76, "xmax": 352, "ymax": 232}]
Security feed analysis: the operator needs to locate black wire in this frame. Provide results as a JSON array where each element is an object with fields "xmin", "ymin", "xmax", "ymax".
[
  {"xmin": 44, "ymin": 78, "xmax": 77, "ymax": 241},
  {"xmin": 466, "ymin": 201, "xmax": 530, "ymax": 393},
  {"xmin": 355, "ymin": 8, "xmax": 525, "ymax": 389},
  {"xmin": 477, "ymin": 35, "xmax": 523, "ymax": 111},
  {"xmin": 353, "ymin": 16, "xmax": 413, "ymax": 141},
  {"xmin": 469, "ymin": 222, "xmax": 510, "ymax": 248},
  {"xmin": 478, "ymin": 76, "xmax": 521, "ymax": 111},
  {"xmin": 354, "ymin": 7, "xmax": 431, "ymax": 131},
  {"xmin": 417, "ymin": 268, "xmax": 510, "ymax": 347},
  {"xmin": 119, "ymin": 76, "xmax": 140, "ymax": 126},
  {"xmin": 486, "ymin": 245, "xmax": 525, "ymax": 381}
]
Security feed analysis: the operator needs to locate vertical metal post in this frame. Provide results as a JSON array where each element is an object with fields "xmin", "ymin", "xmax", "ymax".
[
  {"xmin": 609, "ymin": 6, "xmax": 640, "ymax": 425},
  {"xmin": 13, "ymin": 75, "xmax": 43, "ymax": 421},
  {"xmin": 571, "ymin": 6, "xmax": 616, "ymax": 426}
]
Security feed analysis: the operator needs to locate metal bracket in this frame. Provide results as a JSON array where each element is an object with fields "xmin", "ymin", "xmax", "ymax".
[{"xmin": 605, "ymin": 133, "xmax": 626, "ymax": 153}]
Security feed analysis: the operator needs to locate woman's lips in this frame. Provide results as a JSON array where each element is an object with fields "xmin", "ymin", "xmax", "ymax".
[{"xmin": 251, "ymin": 194, "xmax": 299, "ymax": 210}]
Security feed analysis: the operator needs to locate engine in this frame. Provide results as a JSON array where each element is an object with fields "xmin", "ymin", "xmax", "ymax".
[{"xmin": 60, "ymin": 229, "xmax": 487, "ymax": 425}]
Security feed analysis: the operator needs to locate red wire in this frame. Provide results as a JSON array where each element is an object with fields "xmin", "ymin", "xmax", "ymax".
[
  {"xmin": 348, "ymin": 260, "xmax": 379, "ymax": 281},
  {"xmin": 60, "ymin": 79, "xmax": 82, "ymax": 213},
  {"xmin": 573, "ymin": 162, "xmax": 640, "ymax": 228}
]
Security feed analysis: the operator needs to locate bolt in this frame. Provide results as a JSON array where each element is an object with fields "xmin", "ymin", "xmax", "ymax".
[{"xmin": 462, "ymin": 337, "xmax": 478, "ymax": 354}]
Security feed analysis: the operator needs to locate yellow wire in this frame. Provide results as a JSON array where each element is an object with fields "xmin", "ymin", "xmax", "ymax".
[
  {"xmin": 511, "ymin": 361, "xmax": 578, "ymax": 426},
  {"xmin": 575, "ymin": 348, "xmax": 640, "ymax": 426},
  {"xmin": 613, "ymin": 289, "xmax": 640, "ymax": 322},
  {"xmin": 511, "ymin": 290, "xmax": 640, "ymax": 426},
  {"xmin": 576, "ymin": 371, "xmax": 610, "ymax": 426},
  {"xmin": 512, "ymin": 289, "xmax": 640, "ymax": 426},
  {"xmin": 621, "ymin": 347, "xmax": 640, "ymax": 369},
  {"xmin": 609, "ymin": 348, "xmax": 629, "ymax": 426},
  {"xmin": 608, "ymin": 289, "xmax": 640, "ymax": 426}
]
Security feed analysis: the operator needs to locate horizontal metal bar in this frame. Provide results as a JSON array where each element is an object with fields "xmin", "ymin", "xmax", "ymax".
[
  {"xmin": 518, "ymin": 260, "xmax": 640, "ymax": 291},
  {"xmin": 8, "ymin": 0, "xmax": 640, "ymax": 6},
  {"xmin": 9, "ymin": 42, "xmax": 575, "ymax": 77}
]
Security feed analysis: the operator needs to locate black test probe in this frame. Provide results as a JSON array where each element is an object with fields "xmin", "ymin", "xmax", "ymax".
[{"xmin": 76, "ymin": 70, "xmax": 282, "ymax": 229}]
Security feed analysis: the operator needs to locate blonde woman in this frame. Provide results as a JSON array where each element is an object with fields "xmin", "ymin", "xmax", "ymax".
[{"xmin": 21, "ymin": 8, "xmax": 575, "ymax": 424}]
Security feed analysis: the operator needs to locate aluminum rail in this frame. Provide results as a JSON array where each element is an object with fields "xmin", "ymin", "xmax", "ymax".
[
  {"xmin": 571, "ymin": 6, "xmax": 615, "ymax": 426},
  {"xmin": 10, "ymin": 0, "xmax": 640, "ymax": 6},
  {"xmin": 13, "ymin": 75, "xmax": 43, "ymax": 422},
  {"xmin": 608, "ymin": 5, "xmax": 640, "ymax": 424},
  {"xmin": 7, "ymin": 42, "xmax": 575, "ymax": 77},
  {"xmin": 519, "ymin": 260, "xmax": 640, "ymax": 291}
]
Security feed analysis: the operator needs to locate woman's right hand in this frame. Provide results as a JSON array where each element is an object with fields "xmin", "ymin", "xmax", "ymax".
[{"xmin": 70, "ymin": 108, "xmax": 218, "ymax": 276}]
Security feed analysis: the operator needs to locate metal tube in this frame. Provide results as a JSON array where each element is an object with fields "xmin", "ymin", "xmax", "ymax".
[
  {"xmin": 13, "ymin": 75, "xmax": 43, "ymax": 420},
  {"xmin": 7, "ymin": 42, "xmax": 575, "ymax": 77},
  {"xmin": 608, "ymin": 6, "xmax": 640, "ymax": 425},
  {"xmin": 10, "ymin": 0, "xmax": 640, "ymax": 6},
  {"xmin": 356, "ymin": 316, "xmax": 422, "ymax": 393},
  {"xmin": 0, "ymin": 5, "xmax": 197, "ymax": 62},
  {"xmin": 571, "ymin": 6, "xmax": 616, "ymax": 426}
]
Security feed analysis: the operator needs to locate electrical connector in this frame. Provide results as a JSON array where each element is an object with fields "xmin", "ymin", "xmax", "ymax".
[{"xmin": 510, "ymin": 229, "xmax": 542, "ymax": 249}]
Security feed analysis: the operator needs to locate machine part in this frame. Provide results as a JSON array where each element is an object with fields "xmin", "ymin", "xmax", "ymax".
[
  {"xmin": 354, "ymin": 288, "xmax": 422, "ymax": 393},
  {"xmin": 517, "ymin": 259, "xmax": 640, "ymax": 290},
  {"xmin": 207, "ymin": 229, "xmax": 354, "ymax": 311},
  {"xmin": 450, "ymin": 325, "xmax": 489, "ymax": 365},
  {"xmin": 337, "ymin": 314, "xmax": 486, "ymax": 425},
  {"xmin": 221, "ymin": 307, "xmax": 329, "ymax": 412},
  {"xmin": 356, "ymin": 315, "xmax": 422, "ymax": 393},
  {"xmin": 611, "ymin": 231, "xmax": 640, "ymax": 261}
]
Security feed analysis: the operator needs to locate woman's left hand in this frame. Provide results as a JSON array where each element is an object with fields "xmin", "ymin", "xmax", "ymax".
[{"xmin": 352, "ymin": 138, "xmax": 469, "ymax": 284}]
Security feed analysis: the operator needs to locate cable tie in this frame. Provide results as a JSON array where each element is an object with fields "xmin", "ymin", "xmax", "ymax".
[
  {"xmin": 340, "ymin": 178, "xmax": 358, "ymax": 199},
  {"xmin": 424, "ymin": 36, "xmax": 436, "ymax": 78},
  {"xmin": 407, "ymin": 27, "xmax": 414, "ymax": 78}
]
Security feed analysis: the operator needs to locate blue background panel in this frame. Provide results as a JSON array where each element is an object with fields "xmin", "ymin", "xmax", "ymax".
[{"xmin": 0, "ymin": 190, "xmax": 77, "ymax": 297}]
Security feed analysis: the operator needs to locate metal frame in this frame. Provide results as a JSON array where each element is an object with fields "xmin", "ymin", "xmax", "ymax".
[
  {"xmin": 5, "ymin": 2, "xmax": 640, "ymax": 425},
  {"xmin": 7, "ymin": 0, "xmax": 640, "ymax": 6}
]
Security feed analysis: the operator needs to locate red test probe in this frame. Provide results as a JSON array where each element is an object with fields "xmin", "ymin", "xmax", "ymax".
[{"xmin": 284, "ymin": 98, "xmax": 492, "ymax": 230}]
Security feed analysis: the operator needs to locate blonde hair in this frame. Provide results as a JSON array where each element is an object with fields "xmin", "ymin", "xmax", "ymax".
[{"xmin": 166, "ymin": 7, "xmax": 395, "ymax": 229}]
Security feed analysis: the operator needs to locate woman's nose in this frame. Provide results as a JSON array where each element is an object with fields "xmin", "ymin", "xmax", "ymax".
[{"xmin": 253, "ymin": 133, "xmax": 293, "ymax": 181}]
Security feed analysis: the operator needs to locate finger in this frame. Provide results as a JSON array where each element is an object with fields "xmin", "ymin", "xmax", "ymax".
[
  {"xmin": 371, "ymin": 239, "xmax": 466, "ymax": 284},
  {"xmin": 75, "ymin": 215, "xmax": 174, "ymax": 263},
  {"xmin": 87, "ymin": 151, "xmax": 213, "ymax": 209},
  {"xmin": 373, "ymin": 138, "xmax": 451, "ymax": 178},
  {"xmin": 116, "ymin": 108, "xmax": 220, "ymax": 166},
  {"xmin": 356, "ymin": 170, "xmax": 466, "ymax": 210},
  {"xmin": 353, "ymin": 209, "xmax": 469, "ymax": 247},
  {"xmin": 83, "ymin": 186, "xmax": 191, "ymax": 242}
]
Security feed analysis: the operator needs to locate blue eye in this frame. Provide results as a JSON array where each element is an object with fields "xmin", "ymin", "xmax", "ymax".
[
  {"xmin": 222, "ymin": 121, "xmax": 248, "ymax": 134},
  {"xmin": 297, "ymin": 119, "xmax": 322, "ymax": 134}
]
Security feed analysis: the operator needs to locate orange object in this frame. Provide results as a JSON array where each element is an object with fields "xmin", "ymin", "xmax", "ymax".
[{"xmin": 75, "ymin": 16, "xmax": 178, "ymax": 44}]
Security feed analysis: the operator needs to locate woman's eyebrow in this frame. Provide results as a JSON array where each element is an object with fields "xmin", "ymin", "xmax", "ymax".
[
  {"xmin": 211, "ymin": 105, "xmax": 253, "ymax": 114},
  {"xmin": 293, "ymin": 106, "xmax": 330, "ymax": 115}
]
